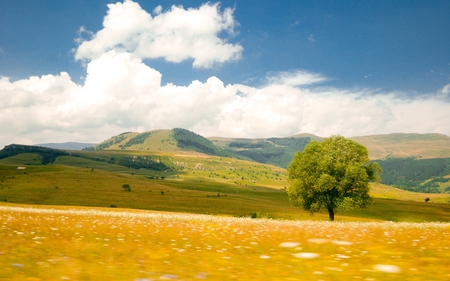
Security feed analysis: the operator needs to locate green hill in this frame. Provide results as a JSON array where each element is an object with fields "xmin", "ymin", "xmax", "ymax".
[
  {"xmin": 35, "ymin": 142, "xmax": 97, "ymax": 150},
  {"xmin": 210, "ymin": 133, "xmax": 450, "ymax": 193},
  {"xmin": 209, "ymin": 134, "xmax": 322, "ymax": 168},
  {"xmin": 87, "ymin": 128, "xmax": 232, "ymax": 157},
  {"xmin": 1, "ymin": 144, "xmax": 450, "ymax": 221},
  {"xmin": 3, "ymin": 130, "xmax": 450, "ymax": 203},
  {"xmin": 0, "ymin": 144, "xmax": 69, "ymax": 165}
]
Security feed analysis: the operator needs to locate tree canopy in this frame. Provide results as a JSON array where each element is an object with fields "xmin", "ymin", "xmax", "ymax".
[{"xmin": 287, "ymin": 135, "xmax": 382, "ymax": 221}]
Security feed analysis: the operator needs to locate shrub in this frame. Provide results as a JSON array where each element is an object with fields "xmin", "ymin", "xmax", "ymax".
[{"xmin": 122, "ymin": 184, "xmax": 131, "ymax": 192}]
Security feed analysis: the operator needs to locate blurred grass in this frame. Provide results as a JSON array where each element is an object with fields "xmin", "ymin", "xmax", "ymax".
[{"xmin": 1, "ymin": 205, "xmax": 449, "ymax": 280}]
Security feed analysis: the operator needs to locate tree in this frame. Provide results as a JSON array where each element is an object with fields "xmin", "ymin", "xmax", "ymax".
[
  {"xmin": 122, "ymin": 184, "xmax": 131, "ymax": 192},
  {"xmin": 287, "ymin": 135, "xmax": 382, "ymax": 221}
]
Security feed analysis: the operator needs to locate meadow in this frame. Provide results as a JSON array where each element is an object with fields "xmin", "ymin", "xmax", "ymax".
[
  {"xmin": 1, "ymin": 204, "xmax": 449, "ymax": 280},
  {"xmin": 1, "ymin": 149, "xmax": 450, "ymax": 222},
  {"xmin": 1, "ymin": 149, "xmax": 450, "ymax": 280}
]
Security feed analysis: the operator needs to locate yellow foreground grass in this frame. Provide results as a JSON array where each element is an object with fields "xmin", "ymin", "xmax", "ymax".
[{"xmin": 1, "ymin": 204, "xmax": 449, "ymax": 281}]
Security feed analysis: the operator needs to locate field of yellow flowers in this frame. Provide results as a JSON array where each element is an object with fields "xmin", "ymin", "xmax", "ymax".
[{"xmin": 1, "ymin": 204, "xmax": 449, "ymax": 280}]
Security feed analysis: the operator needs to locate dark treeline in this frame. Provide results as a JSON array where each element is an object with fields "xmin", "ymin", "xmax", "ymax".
[
  {"xmin": 0, "ymin": 144, "xmax": 69, "ymax": 165},
  {"xmin": 172, "ymin": 128, "xmax": 231, "ymax": 157},
  {"xmin": 226, "ymin": 137, "xmax": 312, "ymax": 168}
]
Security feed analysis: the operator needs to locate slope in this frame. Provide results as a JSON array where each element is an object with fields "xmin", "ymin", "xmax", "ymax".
[
  {"xmin": 88, "ymin": 128, "xmax": 232, "ymax": 157},
  {"xmin": 1, "ymin": 147, "xmax": 450, "ymax": 221},
  {"xmin": 351, "ymin": 133, "xmax": 450, "ymax": 159},
  {"xmin": 209, "ymin": 134, "xmax": 322, "ymax": 168}
]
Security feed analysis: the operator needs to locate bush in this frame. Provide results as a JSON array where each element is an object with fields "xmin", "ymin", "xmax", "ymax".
[
  {"xmin": 251, "ymin": 212, "xmax": 270, "ymax": 219},
  {"xmin": 122, "ymin": 184, "xmax": 131, "ymax": 192}
]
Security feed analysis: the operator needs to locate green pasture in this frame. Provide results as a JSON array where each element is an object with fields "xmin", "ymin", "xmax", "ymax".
[{"xmin": 1, "ymin": 150, "xmax": 450, "ymax": 222}]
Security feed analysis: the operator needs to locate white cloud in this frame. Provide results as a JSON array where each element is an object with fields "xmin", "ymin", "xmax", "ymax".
[
  {"xmin": 2, "ymin": 51, "xmax": 450, "ymax": 147},
  {"xmin": 1, "ymin": 1, "xmax": 450, "ymax": 148},
  {"xmin": 75, "ymin": 0, "xmax": 242, "ymax": 68},
  {"xmin": 265, "ymin": 70, "xmax": 327, "ymax": 86},
  {"xmin": 438, "ymin": 84, "xmax": 450, "ymax": 99}
]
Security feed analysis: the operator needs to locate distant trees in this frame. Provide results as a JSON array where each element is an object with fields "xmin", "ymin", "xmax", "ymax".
[
  {"xmin": 172, "ymin": 128, "xmax": 231, "ymax": 157},
  {"xmin": 376, "ymin": 158, "xmax": 450, "ymax": 193},
  {"xmin": 0, "ymin": 144, "xmax": 69, "ymax": 164},
  {"xmin": 287, "ymin": 136, "xmax": 382, "ymax": 221},
  {"xmin": 122, "ymin": 184, "xmax": 131, "ymax": 192}
]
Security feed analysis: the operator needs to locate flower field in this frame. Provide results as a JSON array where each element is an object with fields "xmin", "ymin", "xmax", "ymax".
[{"xmin": 1, "ymin": 204, "xmax": 449, "ymax": 280}]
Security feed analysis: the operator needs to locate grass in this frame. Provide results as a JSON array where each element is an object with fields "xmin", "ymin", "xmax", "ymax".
[
  {"xmin": 1, "ymin": 149, "xmax": 450, "ymax": 222},
  {"xmin": 1, "ymin": 204, "xmax": 449, "ymax": 280},
  {"xmin": 370, "ymin": 182, "xmax": 450, "ymax": 203},
  {"xmin": 351, "ymin": 133, "xmax": 450, "ymax": 159},
  {"xmin": 2, "ymin": 149, "xmax": 450, "ymax": 280}
]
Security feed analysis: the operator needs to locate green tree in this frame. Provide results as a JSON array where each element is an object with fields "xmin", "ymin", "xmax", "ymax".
[
  {"xmin": 122, "ymin": 184, "xmax": 131, "ymax": 192},
  {"xmin": 287, "ymin": 135, "xmax": 382, "ymax": 221}
]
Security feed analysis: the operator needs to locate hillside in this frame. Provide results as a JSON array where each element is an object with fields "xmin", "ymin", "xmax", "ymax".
[
  {"xmin": 87, "ymin": 128, "xmax": 232, "ymax": 157},
  {"xmin": 209, "ymin": 134, "xmax": 322, "ymax": 168},
  {"xmin": 4, "ymin": 130, "xmax": 450, "ymax": 196},
  {"xmin": 351, "ymin": 133, "xmax": 450, "ymax": 159},
  {"xmin": 89, "ymin": 129, "xmax": 450, "ymax": 164},
  {"xmin": 0, "ymin": 144, "xmax": 69, "ymax": 165},
  {"xmin": 35, "ymin": 142, "xmax": 97, "ymax": 150},
  {"xmin": 1, "ymin": 147, "xmax": 450, "ymax": 221}
]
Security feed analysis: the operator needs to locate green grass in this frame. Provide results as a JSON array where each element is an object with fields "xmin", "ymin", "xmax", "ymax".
[
  {"xmin": 0, "ymin": 153, "xmax": 44, "ymax": 165},
  {"xmin": 1, "ymin": 148, "xmax": 450, "ymax": 222}
]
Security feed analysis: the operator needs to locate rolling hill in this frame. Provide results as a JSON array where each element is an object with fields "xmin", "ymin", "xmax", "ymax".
[
  {"xmin": 58, "ymin": 130, "xmax": 450, "ymax": 193},
  {"xmin": 351, "ymin": 133, "xmax": 450, "ymax": 159},
  {"xmin": 35, "ymin": 142, "xmax": 97, "ymax": 150},
  {"xmin": 2, "ymin": 128, "xmax": 450, "ymax": 216},
  {"xmin": 1, "ymin": 145, "xmax": 450, "ymax": 221},
  {"xmin": 86, "ymin": 128, "xmax": 233, "ymax": 157},
  {"xmin": 209, "ymin": 134, "xmax": 323, "ymax": 168}
]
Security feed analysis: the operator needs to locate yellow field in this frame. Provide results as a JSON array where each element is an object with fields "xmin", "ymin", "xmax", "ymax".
[{"xmin": 1, "ymin": 204, "xmax": 449, "ymax": 280}]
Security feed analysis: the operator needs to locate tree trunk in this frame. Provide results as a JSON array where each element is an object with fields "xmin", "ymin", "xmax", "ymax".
[{"xmin": 328, "ymin": 207, "xmax": 335, "ymax": 221}]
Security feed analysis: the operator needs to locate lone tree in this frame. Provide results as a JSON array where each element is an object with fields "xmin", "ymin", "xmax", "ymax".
[
  {"xmin": 122, "ymin": 184, "xmax": 131, "ymax": 192},
  {"xmin": 287, "ymin": 135, "xmax": 382, "ymax": 221}
]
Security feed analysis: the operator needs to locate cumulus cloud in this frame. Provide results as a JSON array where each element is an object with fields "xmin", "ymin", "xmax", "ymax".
[
  {"xmin": 75, "ymin": 0, "xmax": 243, "ymax": 68},
  {"xmin": 1, "ymin": 1, "xmax": 450, "ymax": 147}
]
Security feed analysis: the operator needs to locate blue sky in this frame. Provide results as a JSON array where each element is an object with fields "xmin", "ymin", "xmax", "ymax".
[{"xmin": 0, "ymin": 0, "xmax": 450, "ymax": 146}]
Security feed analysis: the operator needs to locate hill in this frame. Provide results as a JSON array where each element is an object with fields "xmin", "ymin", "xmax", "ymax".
[
  {"xmin": 351, "ymin": 133, "xmax": 450, "ymax": 159},
  {"xmin": 0, "ymin": 144, "xmax": 450, "ymax": 221},
  {"xmin": 374, "ymin": 157, "xmax": 450, "ymax": 193},
  {"xmin": 35, "ymin": 142, "xmax": 97, "ymax": 150},
  {"xmin": 0, "ymin": 144, "xmax": 70, "ymax": 165},
  {"xmin": 4, "ymin": 130, "xmax": 450, "ymax": 197},
  {"xmin": 209, "ymin": 134, "xmax": 323, "ymax": 168},
  {"xmin": 87, "ymin": 128, "xmax": 232, "ymax": 157},
  {"xmin": 88, "ymin": 129, "xmax": 450, "ymax": 165}
]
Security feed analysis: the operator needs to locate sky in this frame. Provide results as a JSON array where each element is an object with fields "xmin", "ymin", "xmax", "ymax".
[{"xmin": 0, "ymin": 0, "xmax": 450, "ymax": 147}]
